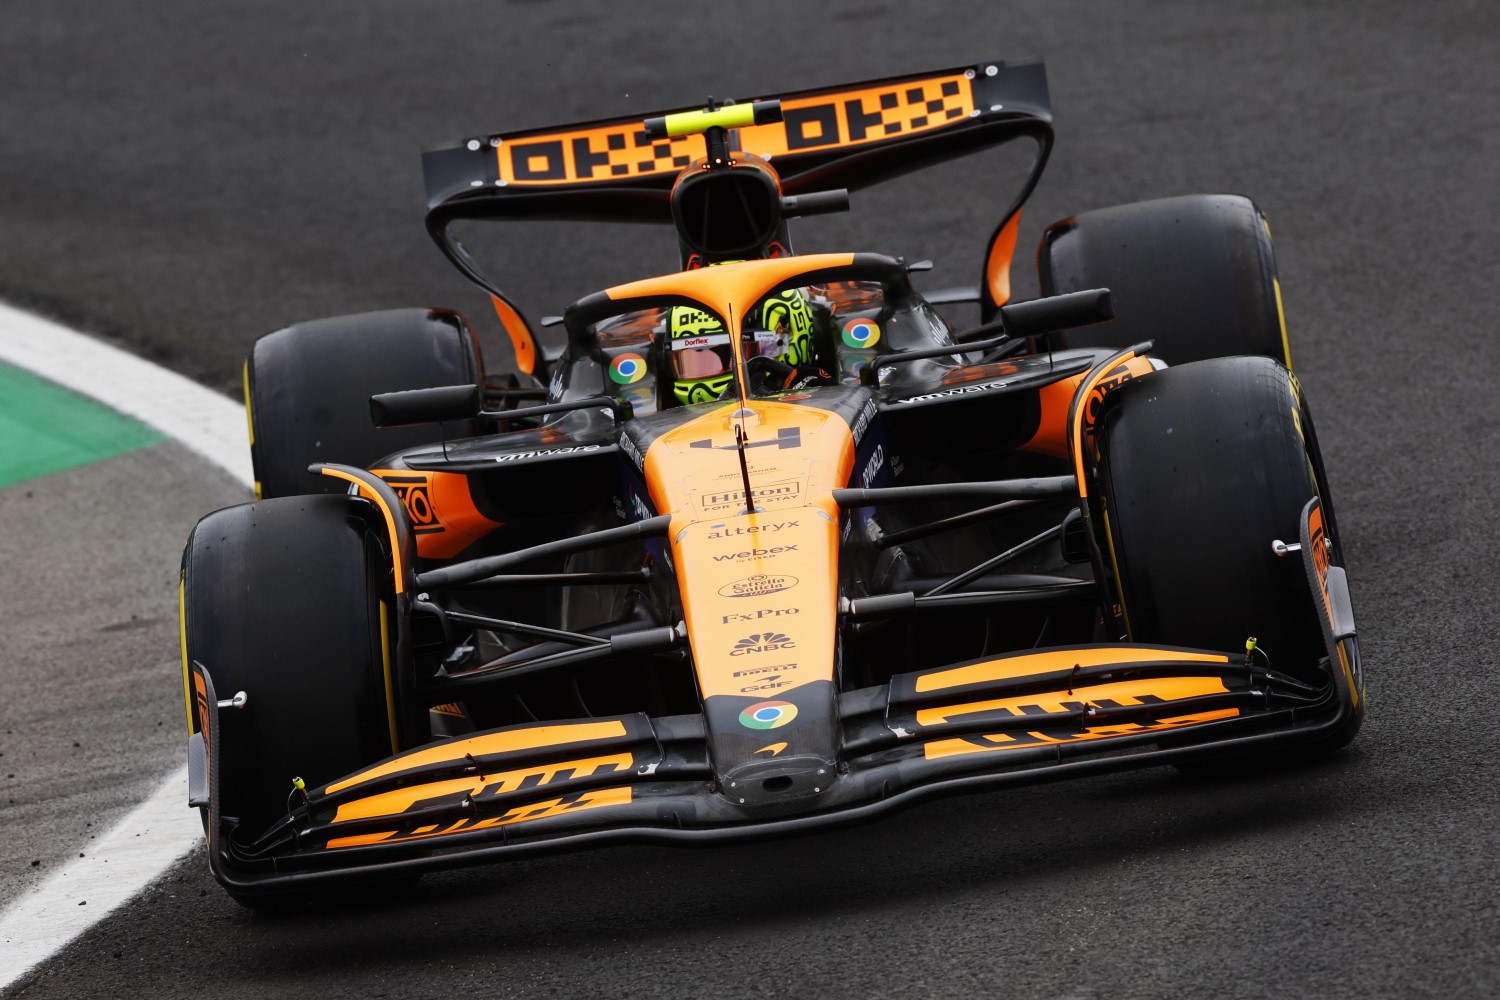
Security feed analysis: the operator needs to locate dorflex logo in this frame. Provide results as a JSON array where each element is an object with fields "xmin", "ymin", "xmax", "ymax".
[
  {"xmin": 706, "ymin": 520, "xmax": 798, "ymax": 540},
  {"xmin": 729, "ymin": 632, "xmax": 797, "ymax": 656},
  {"xmin": 718, "ymin": 573, "xmax": 799, "ymax": 598},
  {"xmin": 699, "ymin": 480, "xmax": 800, "ymax": 512},
  {"xmin": 720, "ymin": 607, "xmax": 799, "ymax": 625},
  {"xmin": 739, "ymin": 700, "xmax": 799, "ymax": 731},
  {"xmin": 712, "ymin": 545, "xmax": 798, "ymax": 564}
]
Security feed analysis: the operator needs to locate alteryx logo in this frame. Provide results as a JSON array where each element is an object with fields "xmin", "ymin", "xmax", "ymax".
[{"xmin": 729, "ymin": 632, "xmax": 796, "ymax": 656}]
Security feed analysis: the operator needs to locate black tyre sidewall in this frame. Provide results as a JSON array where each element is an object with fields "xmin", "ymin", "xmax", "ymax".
[
  {"xmin": 183, "ymin": 494, "xmax": 396, "ymax": 833},
  {"xmin": 1097, "ymin": 357, "xmax": 1325, "ymax": 675}
]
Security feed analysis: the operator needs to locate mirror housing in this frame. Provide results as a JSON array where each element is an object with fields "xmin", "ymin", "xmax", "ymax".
[{"xmin": 370, "ymin": 384, "xmax": 480, "ymax": 428}]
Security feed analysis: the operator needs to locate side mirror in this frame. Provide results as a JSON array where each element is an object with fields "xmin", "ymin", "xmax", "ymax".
[
  {"xmin": 370, "ymin": 384, "xmax": 480, "ymax": 428},
  {"xmin": 999, "ymin": 288, "xmax": 1114, "ymax": 339}
]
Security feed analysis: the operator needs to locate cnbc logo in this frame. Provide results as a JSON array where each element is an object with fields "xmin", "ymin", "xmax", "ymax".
[{"xmin": 729, "ymin": 632, "xmax": 796, "ymax": 656}]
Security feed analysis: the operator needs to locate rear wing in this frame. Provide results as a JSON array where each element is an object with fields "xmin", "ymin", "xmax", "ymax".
[{"xmin": 421, "ymin": 59, "xmax": 1052, "ymax": 375}]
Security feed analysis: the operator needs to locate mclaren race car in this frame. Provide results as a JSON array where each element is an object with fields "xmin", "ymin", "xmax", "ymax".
[{"xmin": 179, "ymin": 59, "xmax": 1363, "ymax": 901}]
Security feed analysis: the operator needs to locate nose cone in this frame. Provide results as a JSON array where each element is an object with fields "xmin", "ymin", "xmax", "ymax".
[
  {"xmin": 705, "ymin": 679, "xmax": 842, "ymax": 812},
  {"xmin": 721, "ymin": 753, "xmax": 838, "ymax": 810}
]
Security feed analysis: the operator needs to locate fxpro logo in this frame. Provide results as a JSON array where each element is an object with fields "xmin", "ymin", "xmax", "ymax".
[
  {"xmin": 720, "ymin": 607, "xmax": 799, "ymax": 625},
  {"xmin": 706, "ymin": 520, "xmax": 798, "ymax": 540},
  {"xmin": 718, "ymin": 574, "xmax": 799, "ymax": 598},
  {"xmin": 711, "ymin": 544, "xmax": 798, "ymax": 563},
  {"xmin": 729, "ymin": 632, "xmax": 797, "ymax": 656},
  {"xmin": 699, "ymin": 480, "xmax": 800, "ymax": 512}
]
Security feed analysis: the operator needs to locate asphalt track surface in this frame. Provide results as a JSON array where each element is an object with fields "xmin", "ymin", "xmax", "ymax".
[{"xmin": 2, "ymin": 0, "xmax": 1497, "ymax": 996}]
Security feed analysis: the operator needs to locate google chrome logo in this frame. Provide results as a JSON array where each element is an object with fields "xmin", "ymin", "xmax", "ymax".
[
  {"xmin": 841, "ymin": 318, "xmax": 881, "ymax": 349},
  {"xmin": 739, "ymin": 700, "xmax": 799, "ymax": 730},
  {"xmin": 609, "ymin": 352, "xmax": 647, "ymax": 384}
]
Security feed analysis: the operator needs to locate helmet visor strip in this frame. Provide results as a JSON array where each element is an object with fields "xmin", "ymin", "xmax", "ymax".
[{"xmin": 670, "ymin": 331, "xmax": 734, "ymax": 380}]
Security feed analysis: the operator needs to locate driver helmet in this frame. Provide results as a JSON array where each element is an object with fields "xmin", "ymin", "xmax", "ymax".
[{"xmin": 666, "ymin": 288, "xmax": 817, "ymax": 406}]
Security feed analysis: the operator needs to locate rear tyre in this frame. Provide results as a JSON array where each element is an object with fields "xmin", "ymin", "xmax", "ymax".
[
  {"xmin": 182, "ymin": 495, "xmax": 400, "ymax": 848},
  {"xmin": 246, "ymin": 308, "xmax": 484, "ymax": 498},
  {"xmin": 1096, "ymin": 357, "xmax": 1354, "ymax": 765},
  {"xmin": 1040, "ymin": 194, "xmax": 1289, "ymax": 366}
]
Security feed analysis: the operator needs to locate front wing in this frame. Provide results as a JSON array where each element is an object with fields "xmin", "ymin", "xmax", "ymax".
[{"xmin": 190, "ymin": 498, "xmax": 1361, "ymax": 895}]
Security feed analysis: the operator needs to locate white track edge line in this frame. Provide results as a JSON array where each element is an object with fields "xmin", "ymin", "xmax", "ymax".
[{"xmin": 0, "ymin": 300, "xmax": 251, "ymax": 991}]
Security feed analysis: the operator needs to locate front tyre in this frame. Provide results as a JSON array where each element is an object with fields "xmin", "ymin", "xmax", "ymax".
[
  {"xmin": 182, "ymin": 495, "xmax": 402, "ymax": 851},
  {"xmin": 1095, "ymin": 357, "xmax": 1358, "ymax": 763}
]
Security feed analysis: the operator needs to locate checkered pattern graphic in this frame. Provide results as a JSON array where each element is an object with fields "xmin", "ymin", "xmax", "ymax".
[{"xmin": 495, "ymin": 73, "xmax": 974, "ymax": 186}]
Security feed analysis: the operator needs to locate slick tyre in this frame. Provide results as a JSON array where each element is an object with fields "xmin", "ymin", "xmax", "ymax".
[
  {"xmin": 1039, "ymin": 194, "xmax": 1289, "ymax": 366},
  {"xmin": 246, "ymin": 308, "xmax": 484, "ymax": 498},
  {"xmin": 181, "ymin": 495, "xmax": 398, "ymax": 845},
  {"xmin": 1097, "ymin": 356, "xmax": 1326, "ymax": 679}
]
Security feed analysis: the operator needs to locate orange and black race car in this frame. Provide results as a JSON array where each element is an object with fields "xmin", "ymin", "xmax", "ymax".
[{"xmin": 179, "ymin": 59, "xmax": 1363, "ymax": 902}]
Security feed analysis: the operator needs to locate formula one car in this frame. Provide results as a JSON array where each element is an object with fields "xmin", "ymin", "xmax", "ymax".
[{"xmin": 179, "ymin": 59, "xmax": 1363, "ymax": 901}]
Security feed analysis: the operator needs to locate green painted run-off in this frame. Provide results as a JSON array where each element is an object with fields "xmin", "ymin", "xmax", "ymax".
[{"xmin": 0, "ymin": 360, "xmax": 164, "ymax": 489}]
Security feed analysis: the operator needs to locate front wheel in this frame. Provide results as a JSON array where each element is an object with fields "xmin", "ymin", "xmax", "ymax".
[
  {"xmin": 181, "ymin": 494, "xmax": 405, "ymax": 879},
  {"xmin": 1096, "ymin": 356, "xmax": 1358, "ymax": 762}
]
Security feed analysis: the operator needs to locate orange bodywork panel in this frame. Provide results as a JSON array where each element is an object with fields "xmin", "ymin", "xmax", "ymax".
[
  {"xmin": 1020, "ymin": 353, "xmax": 1155, "ymax": 460},
  {"xmin": 327, "ymin": 786, "xmax": 632, "ymax": 849},
  {"xmin": 325, "ymin": 719, "xmax": 628, "ymax": 795},
  {"xmin": 923, "ymin": 706, "xmax": 1240, "ymax": 760},
  {"xmin": 372, "ymin": 468, "xmax": 504, "ymax": 560},
  {"xmin": 645, "ymin": 400, "xmax": 855, "ymax": 701},
  {"xmin": 912, "ymin": 646, "xmax": 1239, "ymax": 760},
  {"xmin": 914, "ymin": 645, "xmax": 1229, "ymax": 694},
  {"xmin": 490, "ymin": 294, "xmax": 537, "ymax": 376},
  {"xmin": 918, "ymin": 676, "xmax": 1230, "ymax": 727},
  {"xmin": 984, "ymin": 210, "xmax": 1022, "ymax": 308},
  {"xmin": 319, "ymin": 720, "xmax": 639, "ymax": 849},
  {"xmin": 606, "ymin": 253, "xmax": 858, "ymax": 310}
]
